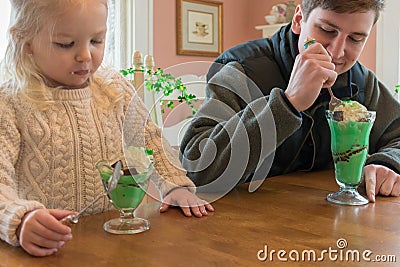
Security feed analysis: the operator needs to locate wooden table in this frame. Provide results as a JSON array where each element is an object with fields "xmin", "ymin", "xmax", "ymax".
[{"xmin": 1, "ymin": 170, "xmax": 399, "ymax": 266}]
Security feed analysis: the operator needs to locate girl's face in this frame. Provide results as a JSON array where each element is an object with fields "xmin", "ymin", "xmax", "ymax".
[{"xmin": 27, "ymin": 0, "xmax": 107, "ymax": 88}]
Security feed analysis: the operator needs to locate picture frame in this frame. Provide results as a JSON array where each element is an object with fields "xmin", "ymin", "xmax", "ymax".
[{"xmin": 176, "ymin": 0, "xmax": 223, "ymax": 57}]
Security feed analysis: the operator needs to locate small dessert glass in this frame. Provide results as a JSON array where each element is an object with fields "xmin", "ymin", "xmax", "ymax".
[{"xmin": 96, "ymin": 160, "xmax": 152, "ymax": 234}]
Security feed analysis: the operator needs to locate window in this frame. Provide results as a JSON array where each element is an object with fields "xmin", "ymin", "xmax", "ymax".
[
  {"xmin": 376, "ymin": 0, "xmax": 400, "ymax": 97},
  {"xmin": 104, "ymin": 0, "xmax": 117, "ymax": 66},
  {"xmin": 106, "ymin": 0, "xmax": 153, "ymax": 69},
  {"xmin": 0, "ymin": 1, "xmax": 154, "ymax": 70},
  {"xmin": 0, "ymin": 1, "xmax": 12, "ymax": 61}
]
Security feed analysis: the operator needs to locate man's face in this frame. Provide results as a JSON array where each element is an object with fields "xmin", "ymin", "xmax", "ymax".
[
  {"xmin": 292, "ymin": 6, "xmax": 376, "ymax": 75},
  {"xmin": 27, "ymin": 0, "xmax": 107, "ymax": 88}
]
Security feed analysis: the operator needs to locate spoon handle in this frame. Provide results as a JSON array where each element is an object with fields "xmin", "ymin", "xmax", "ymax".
[{"xmin": 60, "ymin": 193, "xmax": 105, "ymax": 225}]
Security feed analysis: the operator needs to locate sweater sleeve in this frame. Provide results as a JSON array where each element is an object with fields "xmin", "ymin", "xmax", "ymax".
[
  {"xmin": 0, "ymin": 94, "xmax": 45, "ymax": 246},
  {"xmin": 363, "ymin": 71, "xmax": 400, "ymax": 174},
  {"xmin": 180, "ymin": 62, "xmax": 302, "ymax": 189}
]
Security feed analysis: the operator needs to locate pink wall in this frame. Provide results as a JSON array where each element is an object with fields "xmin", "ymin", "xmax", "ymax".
[
  {"xmin": 153, "ymin": 0, "xmax": 255, "ymax": 69},
  {"xmin": 360, "ymin": 26, "xmax": 376, "ymax": 72},
  {"xmin": 153, "ymin": 0, "xmax": 376, "ymax": 71}
]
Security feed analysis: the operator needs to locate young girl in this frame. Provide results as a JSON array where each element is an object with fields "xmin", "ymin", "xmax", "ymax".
[{"xmin": 0, "ymin": 0, "xmax": 213, "ymax": 257}]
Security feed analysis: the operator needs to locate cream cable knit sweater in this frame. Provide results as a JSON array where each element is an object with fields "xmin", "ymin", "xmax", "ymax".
[{"xmin": 0, "ymin": 71, "xmax": 195, "ymax": 246}]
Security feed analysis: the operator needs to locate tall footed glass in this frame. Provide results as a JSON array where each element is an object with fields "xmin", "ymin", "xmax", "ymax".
[
  {"xmin": 326, "ymin": 110, "xmax": 376, "ymax": 205},
  {"xmin": 96, "ymin": 159, "xmax": 152, "ymax": 234}
]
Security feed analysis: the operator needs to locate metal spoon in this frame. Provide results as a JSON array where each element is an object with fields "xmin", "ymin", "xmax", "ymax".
[
  {"xmin": 60, "ymin": 160, "xmax": 122, "ymax": 225},
  {"xmin": 303, "ymin": 37, "xmax": 343, "ymax": 111},
  {"xmin": 326, "ymin": 87, "xmax": 342, "ymax": 111}
]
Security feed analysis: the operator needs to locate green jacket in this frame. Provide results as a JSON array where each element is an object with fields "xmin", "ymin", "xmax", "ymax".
[{"xmin": 180, "ymin": 24, "xmax": 400, "ymax": 190}]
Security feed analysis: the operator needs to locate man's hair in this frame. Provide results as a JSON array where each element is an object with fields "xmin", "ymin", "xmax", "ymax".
[{"xmin": 301, "ymin": 0, "xmax": 385, "ymax": 23}]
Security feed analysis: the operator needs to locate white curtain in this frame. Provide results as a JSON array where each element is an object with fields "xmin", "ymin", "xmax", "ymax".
[
  {"xmin": 106, "ymin": 0, "xmax": 153, "ymax": 69},
  {"xmin": 104, "ymin": 0, "xmax": 117, "ymax": 66},
  {"xmin": 0, "ymin": 1, "xmax": 12, "ymax": 60},
  {"xmin": 376, "ymin": 0, "xmax": 400, "ymax": 96}
]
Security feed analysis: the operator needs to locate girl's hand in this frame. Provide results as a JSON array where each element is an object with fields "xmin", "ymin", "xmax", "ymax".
[
  {"xmin": 160, "ymin": 188, "xmax": 214, "ymax": 217},
  {"xmin": 17, "ymin": 209, "xmax": 74, "ymax": 257}
]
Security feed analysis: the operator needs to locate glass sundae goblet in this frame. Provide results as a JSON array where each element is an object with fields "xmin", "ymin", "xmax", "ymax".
[
  {"xmin": 96, "ymin": 158, "xmax": 152, "ymax": 234},
  {"xmin": 326, "ymin": 110, "xmax": 376, "ymax": 205}
]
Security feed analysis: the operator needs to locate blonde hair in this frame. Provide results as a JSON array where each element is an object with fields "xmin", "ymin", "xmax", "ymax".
[{"xmin": 2, "ymin": 0, "xmax": 123, "ymax": 110}]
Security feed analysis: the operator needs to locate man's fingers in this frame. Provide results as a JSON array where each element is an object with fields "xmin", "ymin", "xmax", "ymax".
[
  {"xmin": 364, "ymin": 168, "xmax": 376, "ymax": 202},
  {"xmin": 303, "ymin": 38, "xmax": 330, "ymax": 57},
  {"xmin": 378, "ymin": 172, "xmax": 397, "ymax": 196},
  {"xmin": 391, "ymin": 181, "xmax": 400, "ymax": 197},
  {"xmin": 322, "ymin": 71, "xmax": 337, "ymax": 88},
  {"xmin": 302, "ymin": 38, "xmax": 336, "ymax": 88}
]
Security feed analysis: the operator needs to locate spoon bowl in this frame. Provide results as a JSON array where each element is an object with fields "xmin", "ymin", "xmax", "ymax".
[{"xmin": 327, "ymin": 88, "xmax": 343, "ymax": 111}]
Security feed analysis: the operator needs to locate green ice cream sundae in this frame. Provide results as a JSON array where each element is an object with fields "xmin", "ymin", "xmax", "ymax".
[{"xmin": 327, "ymin": 100, "xmax": 375, "ymax": 186}]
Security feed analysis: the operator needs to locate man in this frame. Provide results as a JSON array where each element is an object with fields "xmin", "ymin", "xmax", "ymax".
[{"xmin": 180, "ymin": 0, "xmax": 400, "ymax": 202}]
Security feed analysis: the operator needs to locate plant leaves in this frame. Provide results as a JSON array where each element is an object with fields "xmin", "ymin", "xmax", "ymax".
[{"xmin": 120, "ymin": 66, "xmax": 199, "ymax": 113}]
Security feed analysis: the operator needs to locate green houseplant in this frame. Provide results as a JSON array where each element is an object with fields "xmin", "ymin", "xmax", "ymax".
[{"xmin": 120, "ymin": 67, "xmax": 198, "ymax": 115}]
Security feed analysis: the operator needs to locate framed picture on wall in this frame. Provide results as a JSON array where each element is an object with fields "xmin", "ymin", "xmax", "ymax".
[{"xmin": 176, "ymin": 0, "xmax": 223, "ymax": 57}]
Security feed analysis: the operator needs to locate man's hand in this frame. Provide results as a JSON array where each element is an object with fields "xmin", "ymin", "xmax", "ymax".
[
  {"xmin": 362, "ymin": 164, "xmax": 400, "ymax": 202},
  {"xmin": 285, "ymin": 41, "xmax": 337, "ymax": 111}
]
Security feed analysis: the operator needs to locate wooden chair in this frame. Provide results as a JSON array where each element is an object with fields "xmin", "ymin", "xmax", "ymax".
[
  {"xmin": 131, "ymin": 51, "xmax": 206, "ymax": 148},
  {"xmin": 131, "ymin": 51, "xmax": 163, "ymax": 126}
]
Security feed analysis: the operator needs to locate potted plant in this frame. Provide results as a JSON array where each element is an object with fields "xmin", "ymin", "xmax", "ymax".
[{"xmin": 120, "ymin": 66, "xmax": 198, "ymax": 115}]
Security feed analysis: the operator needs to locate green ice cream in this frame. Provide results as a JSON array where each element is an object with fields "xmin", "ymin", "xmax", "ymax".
[{"xmin": 99, "ymin": 170, "xmax": 149, "ymax": 210}]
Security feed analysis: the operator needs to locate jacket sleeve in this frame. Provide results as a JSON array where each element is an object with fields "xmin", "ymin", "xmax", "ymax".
[
  {"xmin": 364, "ymin": 70, "xmax": 400, "ymax": 173},
  {"xmin": 0, "ymin": 94, "xmax": 45, "ymax": 246},
  {"xmin": 180, "ymin": 62, "xmax": 302, "ymax": 190}
]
